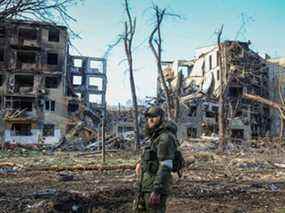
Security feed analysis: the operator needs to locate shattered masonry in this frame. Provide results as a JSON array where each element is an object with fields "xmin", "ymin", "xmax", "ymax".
[
  {"xmin": 0, "ymin": 20, "xmax": 107, "ymax": 145},
  {"xmin": 160, "ymin": 41, "xmax": 285, "ymax": 140}
]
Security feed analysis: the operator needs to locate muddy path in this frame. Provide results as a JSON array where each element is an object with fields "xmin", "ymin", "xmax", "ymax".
[
  {"xmin": 1, "ymin": 167, "xmax": 285, "ymax": 212},
  {"xmin": 0, "ymin": 147, "xmax": 285, "ymax": 212}
]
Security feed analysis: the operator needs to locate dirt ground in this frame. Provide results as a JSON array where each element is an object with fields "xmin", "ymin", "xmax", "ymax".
[{"xmin": 0, "ymin": 140, "xmax": 285, "ymax": 213}]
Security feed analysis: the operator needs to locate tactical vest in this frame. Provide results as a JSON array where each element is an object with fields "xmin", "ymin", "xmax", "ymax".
[{"xmin": 141, "ymin": 139, "xmax": 159, "ymax": 175}]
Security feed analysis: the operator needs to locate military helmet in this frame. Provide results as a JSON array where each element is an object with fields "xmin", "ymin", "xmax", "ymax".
[{"xmin": 145, "ymin": 106, "xmax": 164, "ymax": 118}]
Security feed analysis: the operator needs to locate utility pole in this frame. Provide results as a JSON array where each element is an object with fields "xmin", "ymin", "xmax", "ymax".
[
  {"xmin": 101, "ymin": 58, "xmax": 107, "ymax": 164},
  {"xmin": 101, "ymin": 111, "xmax": 106, "ymax": 163},
  {"xmin": 217, "ymin": 25, "xmax": 225, "ymax": 152}
]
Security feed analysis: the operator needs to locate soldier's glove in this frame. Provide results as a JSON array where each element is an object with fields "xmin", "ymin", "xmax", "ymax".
[{"xmin": 148, "ymin": 192, "xmax": 161, "ymax": 207}]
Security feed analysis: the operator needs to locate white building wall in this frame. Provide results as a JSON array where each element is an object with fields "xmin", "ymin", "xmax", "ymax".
[{"xmin": 4, "ymin": 129, "xmax": 61, "ymax": 144}]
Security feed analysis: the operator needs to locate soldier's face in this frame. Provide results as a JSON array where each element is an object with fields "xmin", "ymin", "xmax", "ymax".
[{"xmin": 147, "ymin": 116, "xmax": 161, "ymax": 129}]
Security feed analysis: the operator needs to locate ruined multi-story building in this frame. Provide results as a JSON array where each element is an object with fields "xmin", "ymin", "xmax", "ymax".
[
  {"xmin": 0, "ymin": 20, "xmax": 107, "ymax": 145},
  {"xmin": 160, "ymin": 41, "xmax": 283, "ymax": 141}
]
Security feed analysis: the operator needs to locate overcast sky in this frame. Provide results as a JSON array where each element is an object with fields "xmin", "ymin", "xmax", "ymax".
[{"xmin": 68, "ymin": 0, "xmax": 285, "ymax": 106}]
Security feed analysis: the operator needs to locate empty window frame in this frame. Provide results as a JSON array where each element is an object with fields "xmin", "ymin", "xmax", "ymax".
[
  {"xmin": 47, "ymin": 53, "xmax": 58, "ymax": 65},
  {"xmin": 11, "ymin": 123, "xmax": 32, "ymax": 136},
  {"xmin": 17, "ymin": 51, "xmax": 36, "ymax": 64},
  {"xmin": 51, "ymin": 100, "xmax": 55, "ymax": 111},
  {"xmin": 0, "ymin": 48, "xmax": 4, "ymax": 61},
  {"xmin": 0, "ymin": 26, "xmax": 5, "ymax": 37},
  {"xmin": 178, "ymin": 66, "xmax": 189, "ymax": 78},
  {"xmin": 19, "ymin": 28, "xmax": 37, "ymax": 40},
  {"xmin": 45, "ymin": 76, "xmax": 59, "ymax": 88},
  {"xmin": 45, "ymin": 100, "xmax": 55, "ymax": 111},
  {"xmin": 88, "ymin": 77, "xmax": 102, "ymax": 90},
  {"xmin": 89, "ymin": 94, "xmax": 101, "ymax": 104},
  {"xmin": 216, "ymin": 51, "xmax": 220, "ymax": 66},
  {"xmin": 90, "ymin": 60, "xmax": 103, "ymax": 72},
  {"xmin": 68, "ymin": 101, "xmax": 79, "ymax": 113},
  {"xmin": 72, "ymin": 75, "xmax": 82, "ymax": 85},
  {"xmin": 217, "ymin": 69, "xmax": 220, "ymax": 81},
  {"xmin": 13, "ymin": 98, "xmax": 33, "ymax": 111},
  {"xmin": 15, "ymin": 75, "xmax": 34, "ymax": 88},
  {"xmin": 43, "ymin": 124, "xmax": 55, "ymax": 136},
  {"xmin": 73, "ymin": 59, "xmax": 82, "ymax": 67},
  {"xmin": 48, "ymin": 28, "xmax": 60, "ymax": 42},
  {"xmin": 187, "ymin": 128, "xmax": 197, "ymax": 138},
  {"xmin": 0, "ymin": 74, "xmax": 4, "ymax": 86},
  {"xmin": 209, "ymin": 55, "xmax": 212, "ymax": 70}
]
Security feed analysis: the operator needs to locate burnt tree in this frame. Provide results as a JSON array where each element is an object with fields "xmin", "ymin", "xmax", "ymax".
[
  {"xmin": 149, "ymin": 6, "xmax": 173, "ymax": 119},
  {"xmin": 123, "ymin": 0, "xmax": 140, "ymax": 150}
]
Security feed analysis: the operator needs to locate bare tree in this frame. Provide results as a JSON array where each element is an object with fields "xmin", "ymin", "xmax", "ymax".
[
  {"xmin": 149, "ymin": 5, "xmax": 173, "ymax": 119},
  {"xmin": 217, "ymin": 25, "xmax": 225, "ymax": 152},
  {"xmin": 123, "ymin": 0, "xmax": 140, "ymax": 150}
]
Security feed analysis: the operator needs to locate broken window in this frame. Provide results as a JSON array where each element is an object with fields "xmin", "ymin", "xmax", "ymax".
[
  {"xmin": 15, "ymin": 75, "xmax": 34, "ymax": 88},
  {"xmin": 0, "ymin": 26, "xmax": 5, "ymax": 37},
  {"xmin": 90, "ymin": 60, "xmax": 103, "ymax": 72},
  {"xmin": 72, "ymin": 75, "xmax": 82, "ymax": 85},
  {"xmin": 17, "ymin": 51, "xmax": 36, "ymax": 64},
  {"xmin": 43, "ymin": 124, "xmax": 55, "ymax": 136},
  {"xmin": 13, "ymin": 98, "xmax": 33, "ymax": 111},
  {"xmin": 217, "ymin": 69, "xmax": 220, "ymax": 80},
  {"xmin": 45, "ymin": 77, "xmax": 59, "ymax": 88},
  {"xmin": 187, "ymin": 128, "xmax": 197, "ymax": 138},
  {"xmin": 19, "ymin": 28, "xmax": 37, "ymax": 40},
  {"xmin": 45, "ymin": 100, "xmax": 55, "ymax": 111},
  {"xmin": 89, "ymin": 94, "xmax": 101, "ymax": 104},
  {"xmin": 68, "ymin": 101, "xmax": 79, "ymax": 113},
  {"xmin": 47, "ymin": 53, "xmax": 58, "ymax": 65},
  {"xmin": 0, "ymin": 48, "xmax": 4, "ymax": 61},
  {"xmin": 178, "ymin": 66, "xmax": 189, "ymax": 78},
  {"xmin": 74, "ymin": 59, "xmax": 82, "ymax": 67},
  {"xmin": 88, "ymin": 77, "xmax": 102, "ymax": 90},
  {"xmin": 11, "ymin": 123, "xmax": 32, "ymax": 136},
  {"xmin": 48, "ymin": 28, "xmax": 60, "ymax": 42},
  {"xmin": 51, "ymin": 100, "xmax": 55, "ymax": 111},
  {"xmin": 217, "ymin": 51, "xmax": 220, "ymax": 66}
]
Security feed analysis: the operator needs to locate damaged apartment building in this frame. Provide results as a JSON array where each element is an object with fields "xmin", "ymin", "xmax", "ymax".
[
  {"xmin": 0, "ymin": 20, "xmax": 107, "ymax": 145},
  {"xmin": 161, "ymin": 40, "xmax": 285, "ymax": 141}
]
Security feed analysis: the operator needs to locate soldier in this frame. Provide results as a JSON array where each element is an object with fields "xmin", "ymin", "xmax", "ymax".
[{"xmin": 135, "ymin": 106, "xmax": 177, "ymax": 213}]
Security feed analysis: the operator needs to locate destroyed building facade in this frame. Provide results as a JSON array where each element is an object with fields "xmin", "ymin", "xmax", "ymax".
[
  {"xmin": 161, "ymin": 41, "xmax": 285, "ymax": 140},
  {"xmin": 0, "ymin": 20, "xmax": 107, "ymax": 145}
]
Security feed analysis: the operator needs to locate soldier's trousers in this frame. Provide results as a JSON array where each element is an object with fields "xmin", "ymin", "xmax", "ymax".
[{"xmin": 143, "ymin": 193, "xmax": 167, "ymax": 213}]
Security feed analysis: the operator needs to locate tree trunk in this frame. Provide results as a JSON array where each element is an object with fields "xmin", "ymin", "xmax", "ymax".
[{"xmin": 123, "ymin": 0, "xmax": 140, "ymax": 150}]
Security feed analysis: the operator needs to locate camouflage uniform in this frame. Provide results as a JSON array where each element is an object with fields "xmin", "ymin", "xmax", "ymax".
[{"xmin": 140, "ymin": 119, "xmax": 177, "ymax": 213}]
